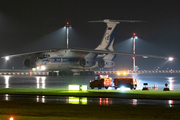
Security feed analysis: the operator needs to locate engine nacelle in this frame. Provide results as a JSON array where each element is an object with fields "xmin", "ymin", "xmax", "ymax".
[
  {"xmin": 98, "ymin": 60, "xmax": 115, "ymax": 68},
  {"xmin": 79, "ymin": 58, "xmax": 96, "ymax": 67},
  {"xmin": 23, "ymin": 59, "xmax": 36, "ymax": 68}
]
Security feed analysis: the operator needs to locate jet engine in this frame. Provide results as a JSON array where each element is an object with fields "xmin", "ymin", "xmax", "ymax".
[
  {"xmin": 79, "ymin": 58, "xmax": 96, "ymax": 67},
  {"xmin": 23, "ymin": 59, "xmax": 36, "ymax": 68},
  {"xmin": 98, "ymin": 60, "xmax": 115, "ymax": 68}
]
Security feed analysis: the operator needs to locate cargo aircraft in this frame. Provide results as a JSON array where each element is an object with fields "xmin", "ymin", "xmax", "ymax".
[{"xmin": 2, "ymin": 19, "xmax": 174, "ymax": 72}]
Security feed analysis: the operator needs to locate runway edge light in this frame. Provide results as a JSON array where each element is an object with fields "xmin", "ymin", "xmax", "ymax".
[{"xmin": 10, "ymin": 117, "xmax": 14, "ymax": 120}]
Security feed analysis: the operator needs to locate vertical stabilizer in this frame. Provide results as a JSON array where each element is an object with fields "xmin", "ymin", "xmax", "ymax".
[
  {"xmin": 94, "ymin": 19, "xmax": 119, "ymax": 51},
  {"xmin": 89, "ymin": 19, "xmax": 144, "ymax": 52}
]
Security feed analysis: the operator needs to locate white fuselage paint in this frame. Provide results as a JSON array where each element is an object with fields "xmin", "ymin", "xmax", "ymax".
[{"xmin": 36, "ymin": 50, "xmax": 92, "ymax": 70}]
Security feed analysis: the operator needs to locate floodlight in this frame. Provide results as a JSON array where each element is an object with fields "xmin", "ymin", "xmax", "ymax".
[
  {"xmin": 5, "ymin": 56, "xmax": 9, "ymax": 60},
  {"xmin": 41, "ymin": 66, "xmax": 46, "ymax": 70},
  {"xmin": 37, "ymin": 67, "xmax": 40, "ymax": 70}
]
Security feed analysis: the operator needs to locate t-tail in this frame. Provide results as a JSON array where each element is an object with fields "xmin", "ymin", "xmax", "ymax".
[{"xmin": 89, "ymin": 19, "xmax": 144, "ymax": 51}]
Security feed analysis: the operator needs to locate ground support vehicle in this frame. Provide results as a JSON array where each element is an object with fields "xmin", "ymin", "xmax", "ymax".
[
  {"xmin": 113, "ymin": 78, "xmax": 137, "ymax": 90},
  {"xmin": 89, "ymin": 75, "xmax": 112, "ymax": 89}
]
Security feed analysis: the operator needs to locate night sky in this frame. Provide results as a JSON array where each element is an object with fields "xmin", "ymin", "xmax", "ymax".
[{"xmin": 0, "ymin": 0, "xmax": 179, "ymax": 70}]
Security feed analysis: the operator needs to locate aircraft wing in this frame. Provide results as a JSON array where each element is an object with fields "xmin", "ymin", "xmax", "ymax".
[
  {"xmin": 1, "ymin": 48, "xmax": 58, "ymax": 59},
  {"xmin": 70, "ymin": 48, "xmax": 170, "ymax": 59},
  {"xmin": 1, "ymin": 47, "xmax": 172, "ymax": 60}
]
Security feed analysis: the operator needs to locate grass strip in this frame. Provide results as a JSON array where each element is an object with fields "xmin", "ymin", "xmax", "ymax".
[{"xmin": 0, "ymin": 88, "xmax": 180, "ymax": 100}]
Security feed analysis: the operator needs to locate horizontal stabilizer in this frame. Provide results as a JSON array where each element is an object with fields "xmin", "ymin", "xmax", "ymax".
[{"xmin": 89, "ymin": 19, "xmax": 147, "ymax": 23}]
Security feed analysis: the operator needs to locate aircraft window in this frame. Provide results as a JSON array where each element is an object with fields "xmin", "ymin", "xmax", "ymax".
[
  {"xmin": 56, "ymin": 59, "xmax": 61, "ymax": 62},
  {"xmin": 101, "ymin": 76, "xmax": 107, "ymax": 79},
  {"xmin": 46, "ymin": 55, "xmax": 50, "ymax": 57},
  {"xmin": 39, "ymin": 54, "xmax": 50, "ymax": 59},
  {"xmin": 63, "ymin": 58, "xmax": 68, "ymax": 62}
]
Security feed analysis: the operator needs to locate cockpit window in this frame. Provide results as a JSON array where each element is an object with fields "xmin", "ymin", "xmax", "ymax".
[{"xmin": 38, "ymin": 54, "xmax": 50, "ymax": 59}]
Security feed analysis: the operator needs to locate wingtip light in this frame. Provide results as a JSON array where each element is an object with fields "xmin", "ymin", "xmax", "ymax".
[
  {"xmin": 168, "ymin": 57, "xmax": 174, "ymax": 61},
  {"xmin": 5, "ymin": 57, "xmax": 9, "ymax": 60}
]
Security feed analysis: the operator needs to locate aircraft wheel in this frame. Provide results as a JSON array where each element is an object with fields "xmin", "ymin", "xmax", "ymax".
[{"xmin": 130, "ymin": 85, "xmax": 134, "ymax": 90}]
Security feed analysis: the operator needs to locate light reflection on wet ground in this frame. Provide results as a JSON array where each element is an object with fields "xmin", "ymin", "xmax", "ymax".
[
  {"xmin": 0, "ymin": 74, "xmax": 180, "ymax": 90},
  {"xmin": 1, "ymin": 94, "xmax": 180, "ymax": 107},
  {"xmin": 0, "ymin": 74, "xmax": 180, "ymax": 107}
]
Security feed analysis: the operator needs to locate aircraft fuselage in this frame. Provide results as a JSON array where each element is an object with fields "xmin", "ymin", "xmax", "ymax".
[{"xmin": 36, "ymin": 49, "xmax": 88, "ymax": 70}]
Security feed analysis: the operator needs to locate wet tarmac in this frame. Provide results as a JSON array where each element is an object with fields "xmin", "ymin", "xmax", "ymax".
[
  {"xmin": 0, "ymin": 74, "xmax": 180, "ymax": 90},
  {"xmin": 1, "ymin": 94, "xmax": 180, "ymax": 107},
  {"xmin": 0, "ymin": 74, "xmax": 180, "ymax": 107}
]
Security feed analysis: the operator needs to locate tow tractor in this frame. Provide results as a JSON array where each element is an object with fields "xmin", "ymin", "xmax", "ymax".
[
  {"xmin": 89, "ymin": 75, "xmax": 112, "ymax": 89},
  {"xmin": 89, "ymin": 75, "xmax": 137, "ymax": 90}
]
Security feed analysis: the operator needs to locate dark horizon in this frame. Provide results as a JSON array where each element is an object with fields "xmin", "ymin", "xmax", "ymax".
[{"xmin": 0, "ymin": 0, "xmax": 179, "ymax": 70}]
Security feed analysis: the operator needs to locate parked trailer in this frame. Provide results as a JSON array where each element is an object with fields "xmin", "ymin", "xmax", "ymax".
[{"xmin": 113, "ymin": 78, "xmax": 137, "ymax": 90}]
